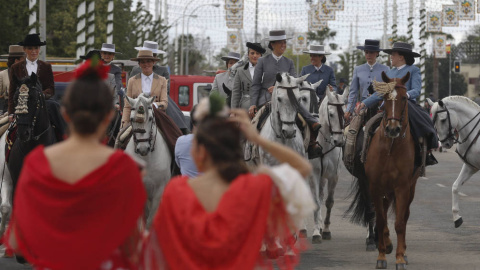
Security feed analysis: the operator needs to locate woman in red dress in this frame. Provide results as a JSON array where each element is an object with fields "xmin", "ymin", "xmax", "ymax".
[
  {"xmin": 143, "ymin": 95, "xmax": 315, "ymax": 270},
  {"xmin": 5, "ymin": 59, "xmax": 146, "ymax": 270}
]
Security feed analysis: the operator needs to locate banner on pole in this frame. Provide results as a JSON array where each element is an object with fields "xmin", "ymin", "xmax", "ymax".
[
  {"xmin": 227, "ymin": 31, "xmax": 241, "ymax": 52},
  {"xmin": 317, "ymin": 1, "xmax": 335, "ymax": 21},
  {"xmin": 434, "ymin": 35, "xmax": 447, "ymax": 59},
  {"xmin": 325, "ymin": 0, "xmax": 344, "ymax": 11},
  {"xmin": 427, "ymin": 12, "xmax": 442, "ymax": 32},
  {"xmin": 292, "ymin": 45, "xmax": 304, "ymax": 56},
  {"xmin": 478, "ymin": 0, "xmax": 480, "ymax": 13},
  {"xmin": 225, "ymin": 0, "xmax": 243, "ymax": 10},
  {"xmin": 442, "ymin": 5, "xmax": 459, "ymax": 27},
  {"xmin": 226, "ymin": 9, "xmax": 243, "ymax": 21},
  {"xmin": 309, "ymin": 7, "xmax": 328, "ymax": 31},
  {"xmin": 458, "ymin": 0, "xmax": 475, "ymax": 20},
  {"xmin": 294, "ymin": 32, "xmax": 308, "ymax": 47},
  {"xmin": 226, "ymin": 20, "xmax": 242, "ymax": 29}
]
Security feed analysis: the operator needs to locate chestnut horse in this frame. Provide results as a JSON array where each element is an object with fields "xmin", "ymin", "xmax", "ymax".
[{"xmin": 364, "ymin": 72, "xmax": 420, "ymax": 269}]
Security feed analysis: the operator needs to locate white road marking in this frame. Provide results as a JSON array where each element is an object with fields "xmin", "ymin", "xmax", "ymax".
[
  {"xmin": 458, "ymin": 192, "xmax": 468, "ymax": 197},
  {"xmin": 420, "ymin": 177, "xmax": 429, "ymax": 180},
  {"xmin": 436, "ymin": 183, "xmax": 446, "ymax": 188}
]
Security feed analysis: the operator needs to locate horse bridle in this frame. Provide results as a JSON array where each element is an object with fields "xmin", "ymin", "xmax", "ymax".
[
  {"xmin": 382, "ymin": 84, "xmax": 408, "ymax": 136},
  {"xmin": 432, "ymin": 106, "xmax": 457, "ymax": 143},
  {"xmin": 131, "ymin": 104, "xmax": 157, "ymax": 154},
  {"xmin": 270, "ymin": 86, "xmax": 300, "ymax": 139},
  {"xmin": 17, "ymin": 87, "xmax": 50, "ymax": 142}
]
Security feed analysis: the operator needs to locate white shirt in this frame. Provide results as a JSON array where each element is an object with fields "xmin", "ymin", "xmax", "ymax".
[
  {"xmin": 396, "ymin": 64, "xmax": 407, "ymax": 70},
  {"xmin": 26, "ymin": 59, "xmax": 38, "ymax": 76},
  {"xmin": 141, "ymin": 73, "xmax": 153, "ymax": 95},
  {"xmin": 314, "ymin": 64, "xmax": 322, "ymax": 71},
  {"xmin": 248, "ymin": 62, "xmax": 255, "ymax": 78},
  {"xmin": 272, "ymin": 53, "xmax": 283, "ymax": 62},
  {"xmin": 367, "ymin": 62, "xmax": 376, "ymax": 70}
]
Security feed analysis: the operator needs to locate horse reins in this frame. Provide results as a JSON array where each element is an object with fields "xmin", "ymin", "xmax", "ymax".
[
  {"xmin": 131, "ymin": 105, "xmax": 157, "ymax": 154},
  {"xmin": 271, "ymin": 86, "xmax": 300, "ymax": 139},
  {"xmin": 433, "ymin": 105, "xmax": 480, "ymax": 169}
]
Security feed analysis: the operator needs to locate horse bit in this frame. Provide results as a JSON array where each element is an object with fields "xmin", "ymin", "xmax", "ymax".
[{"xmin": 131, "ymin": 104, "xmax": 157, "ymax": 154}]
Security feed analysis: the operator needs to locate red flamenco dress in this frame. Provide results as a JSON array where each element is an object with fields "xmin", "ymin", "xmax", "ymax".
[
  {"xmin": 142, "ymin": 164, "xmax": 315, "ymax": 270},
  {"xmin": 5, "ymin": 146, "xmax": 146, "ymax": 270}
]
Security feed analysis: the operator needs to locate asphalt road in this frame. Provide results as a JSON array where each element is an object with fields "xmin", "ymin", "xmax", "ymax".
[{"xmin": 1, "ymin": 148, "xmax": 479, "ymax": 269}]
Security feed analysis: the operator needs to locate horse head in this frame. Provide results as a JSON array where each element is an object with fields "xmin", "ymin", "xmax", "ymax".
[
  {"xmin": 271, "ymin": 73, "xmax": 308, "ymax": 139},
  {"xmin": 429, "ymin": 98, "xmax": 456, "ymax": 149},
  {"xmin": 376, "ymin": 71, "xmax": 409, "ymax": 139},
  {"xmin": 126, "ymin": 93, "xmax": 156, "ymax": 156},
  {"xmin": 14, "ymin": 73, "xmax": 44, "ymax": 142},
  {"xmin": 321, "ymin": 84, "xmax": 349, "ymax": 146}
]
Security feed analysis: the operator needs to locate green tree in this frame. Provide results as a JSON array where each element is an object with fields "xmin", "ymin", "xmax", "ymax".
[
  {"xmin": 307, "ymin": 27, "xmax": 337, "ymax": 50},
  {"xmin": 0, "ymin": 0, "xmax": 30, "ymax": 54},
  {"xmin": 335, "ymin": 50, "xmax": 365, "ymax": 83},
  {"xmin": 425, "ymin": 52, "xmax": 467, "ymax": 99}
]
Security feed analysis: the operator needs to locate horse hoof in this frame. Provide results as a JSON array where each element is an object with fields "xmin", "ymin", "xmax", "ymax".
[
  {"xmin": 454, "ymin": 217, "xmax": 463, "ymax": 228},
  {"xmin": 322, "ymin": 231, "xmax": 331, "ymax": 240},
  {"xmin": 396, "ymin": 263, "xmax": 407, "ymax": 270},
  {"xmin": 312, "ymin": 235, "xmax": 322, "ymax": 244},
  {"xmin": 386, "ymin": 243, "xmax": 393, "ymax": 254},
  {"xmin": 299, "ymin": 229, "xmax": 307, "ymax": 238},
  {"xmin": 404, "ymin": 255, "xmax": 408, "ymax": 265},
  {"xmin": 366, "ymin": 243, "xmax": 377, "ymax": 251},
  {"xmin": 376, "ymin": 260, "xmax": 387, "ymax": 269}
]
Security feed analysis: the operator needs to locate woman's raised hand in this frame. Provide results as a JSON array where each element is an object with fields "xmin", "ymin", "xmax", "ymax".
[{"xmin": 229, "ymin": 108, "xmax": 260, "ymax": 144}]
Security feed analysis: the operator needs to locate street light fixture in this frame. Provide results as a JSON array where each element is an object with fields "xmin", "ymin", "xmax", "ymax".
[{"xmin": 181, "ymin": 2, "xmax": 220, "ymax": 75}]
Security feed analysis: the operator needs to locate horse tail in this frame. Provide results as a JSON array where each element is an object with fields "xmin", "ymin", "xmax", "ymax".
[{"xmin": 343, "ymin": 163, "xmax": 375, "ymax": 227}]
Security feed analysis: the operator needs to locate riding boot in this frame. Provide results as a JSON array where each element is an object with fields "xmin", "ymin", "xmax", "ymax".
[
  {"xmin": 307, "ymin": 126, "xmax": 322, "ymax": 159},
  {"xmin": 426, "ymin": 151, "xmax": 438, "ymax": 166}
]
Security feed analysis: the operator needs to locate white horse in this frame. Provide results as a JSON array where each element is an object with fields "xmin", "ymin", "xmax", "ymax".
[
  {"xmin": 298, "ymin": 82, "xmax": 349, "ymax": 243},
  {"xmin": 125, "ymin": 94, "xmax": 171, "ymax": 227},
  {"xmin": 256, "ymin": 72, "xmax": 310, "ymax": 165},
  {"xmin": 428, "ymin": 96, "xmax": 480, "ymax": 228},
  {"xmin": 0, "ymin": 132, "xmax": 13, "ymax": 240}
]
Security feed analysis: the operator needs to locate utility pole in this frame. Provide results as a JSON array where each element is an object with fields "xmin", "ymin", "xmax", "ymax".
[
  {"xmin": 433, "ymin": 43, "xmax": 439, "ymax": 100},
  {"xmin": 76, "ymin": 1, "xmax": 86, "ymax": 60},
  {"xmin": 392, "ymin": 0, "xmax": 397, "ymax": 43},
  {"xmin": 39, "ymin": 0, "xmax": 46, "ymax": 61},
  {"xmin": 407, "ymin": 0, "xmax": 413, "ymax": 44},
  {"xmin": 254, "ymin": 0, "xmax": 258, "ymax": 42},
  {"xmin": 419, "ymin": 0, "xmax": 427, "ymax": 105},
  {"xmin": 107, "ymin": 0, "xmax": 114, "ymax": 44},
  {"xmin": 29, "ymin": 0, "xmax": 37, "ymax": 34},
  {"xmin": 383, "ymin": 0, "xmax": 388, "ymax": 65}
]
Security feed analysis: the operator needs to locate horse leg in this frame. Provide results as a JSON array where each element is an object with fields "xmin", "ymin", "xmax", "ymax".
[
  {"xmin": 322, "ymin": 175, "xmax": 338, "ymax": 240},
  {"xmin": 372, "ymin": 194, "xmax": 388, "ymax": 269},
  {"xmin": 311, "ymin": 173, "xmax": 323, "ymax": 244},
  {"xmin": 452, "ymin": 164, "xmax": 478, "ymax": 228},
  {"xmin": 394, "ymin": 186, "xmax": 411, "ymax": 269},
  {"xmin": 382, "ymin": 196, "xmax": 393, "ymax": 254},
  {"xmin": 366, "ymin": 217, "xmax": 377, "ymax": 251},
  {"xmin": 0, "ymin": 168, "xmax": 13, "ymax": 241}
]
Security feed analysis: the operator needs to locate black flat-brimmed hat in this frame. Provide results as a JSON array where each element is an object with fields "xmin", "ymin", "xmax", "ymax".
[
  {"xmin": 18, "ymin": 33, "xmax": 46, "ymax": 47},
  {"xmin": 357, "ymin": 39, "xmax": 383, "ymax": 51},
  {"xmin": 268, "ymin": 30, "xmax": 292, "ymax": 41},
  {"xmin": 246, "ymin": 42, "xmax": 266, "ymax": 54},
  {"xmin": 1, "ymin": 45, "xmax": 26, "ymax": 57},
  {"xmin": 221, "ymin": 51, "xmax": 241, "ymax": 61},
  {"xmin": 79, "ymin": 50, "xmax": 101, "ymax": 60},
  {"xmin": 383, "ymin": 42, "xmax": 421, "ymax": 57}
]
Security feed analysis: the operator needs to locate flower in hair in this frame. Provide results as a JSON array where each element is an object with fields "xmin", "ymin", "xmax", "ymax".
[
  {"xmin": 74, "ymin": 55, "xmax": 110, "ymax": 80},
  {"xmin": 194, "ymin": 92, "xmax": 229, "ymax": 122}
]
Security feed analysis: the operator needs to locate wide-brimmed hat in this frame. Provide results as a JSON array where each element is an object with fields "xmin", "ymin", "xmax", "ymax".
[
  {"xmin": 383, "ymin": 42, "xmax": 421, "ymax": 57},
  {"xmin": 268, "ymin": 30, "xmax": 292, "ymax": 41},
  {"xmin": 357, "ymin": 39, "xmax": 383, "ymax": 51},
  {"xmin": 79, "ymin": 50, "xmax": 101, "ymax": 60},
  {"xmin": 134, "ymin": 41, "xmax": 166, "ymax": 54},
  {"xmin": 246, "ymin": 42, "xmax": 266, "ymax": 54},
  {"xmin": 99, "ymin": 43, "xmax": 121, "ymax": 54},
  {"xmin": 130, "ymin": 50, "xmax": 160, "ymax": 61},
  {"xmin": 1, "ymin": 45, "xmax": 26, "ymax": 57},
  {"xmin": 18, "ymin": 33, "xmax": 46, "ymax": 47},
  {"xmin": 221, "ymin": 51, "xmax": 241, "ymax": 61},
  {"xmin": 303, "ymin": 45, "xmax": 331, "ymax": 55}
]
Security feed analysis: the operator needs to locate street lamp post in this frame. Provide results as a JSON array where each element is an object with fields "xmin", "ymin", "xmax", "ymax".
[
  {"xmin": 180, "ymin": 0, "xmax": 196, "ymax": 75},
  {"xmin": 170, "ymin": 15, "xmax": 194, "ymax": 75},
  {"xmin": 185, "ymin": 3, "xmax": 220, "ymax": 75}
]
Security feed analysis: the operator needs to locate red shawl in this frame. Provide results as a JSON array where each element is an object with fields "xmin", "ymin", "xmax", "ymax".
[
  {"xmin": 6, "ymin": 146, "xmax": 146, "ymax": 270},
  {"xmin": 151, "ymin": 174, "xmax": 297, "ymax": 270}
]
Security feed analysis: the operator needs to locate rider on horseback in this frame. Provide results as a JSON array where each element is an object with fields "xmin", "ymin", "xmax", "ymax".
[
  {"xmin": 8, "ymin": 34, "xmax": 66, "ymax": 141},
  {"xmin": 356, "ymin": 42, "xmax": 438, "ymax": 167},
  {"xmin": 249, "ymin": 30, "xmax": 322, "ymax": 159}
]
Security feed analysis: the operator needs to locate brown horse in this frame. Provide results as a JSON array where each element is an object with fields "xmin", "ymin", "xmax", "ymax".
[{"xmin": 364, "ymin": 71, "xmax": 420, "ymax": 270}]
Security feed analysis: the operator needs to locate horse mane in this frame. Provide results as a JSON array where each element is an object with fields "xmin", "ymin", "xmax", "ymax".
[{"xmin": 442, "ymin": 96, "xmax": 480, "ymax": 110}]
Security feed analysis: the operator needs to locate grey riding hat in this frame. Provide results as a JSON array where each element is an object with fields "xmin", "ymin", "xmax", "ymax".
[
  {"xmin": 303, "ymin": 45, "xmax": 331, "ymax": 55},
  {"xmin": 383, "ymin": 42, "xmax": 421, "ymax": 57},
  {"xmin": 99, "ymin": 43, "xmax": 121, "ymax": 54},
  {"xmin": 221, "ymin": 51, "xmax": 241, "ymax": 61},
  {"xmin": 357, "ymin": 39, "xmax": 383, "ymax": 51},
  {"xmin": 134, "ymin": 41, "xmax": 166, "ymax": 54},
  {"xmin": 268, "ymin": 30, "xmax": 292, "ymax": 41}
]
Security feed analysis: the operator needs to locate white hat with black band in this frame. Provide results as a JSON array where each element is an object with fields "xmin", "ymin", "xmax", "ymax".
[
  {"xmin": 303, "ymin": 45, "xmax": 331, "ymax": 55},
  {"xmin": 268, "ymin": 30, "xmax": 292, "ymax": 41}
]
